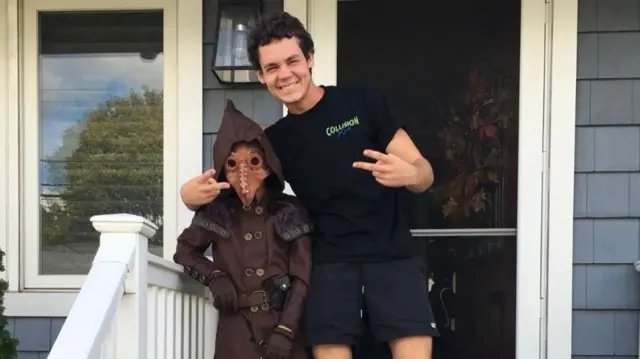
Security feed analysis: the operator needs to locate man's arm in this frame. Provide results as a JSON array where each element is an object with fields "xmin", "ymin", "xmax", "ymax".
[
  {"xmin": 385, "ymin": 128, "xmax": 434, "ymax": 193},
  {"xmin": 181, "ymin": 185, "xmax": 202, "ymax": 211},
  {"xmin": 356, "ymin": 85, "xmax": 433, "ymax": 193}
]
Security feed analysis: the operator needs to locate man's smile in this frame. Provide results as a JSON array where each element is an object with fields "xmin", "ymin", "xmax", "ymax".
[{"xmin": 278, "ymin": 81, "xmax": 299, "ymax": 91}]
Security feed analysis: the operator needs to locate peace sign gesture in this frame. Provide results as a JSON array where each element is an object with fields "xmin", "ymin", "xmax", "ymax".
[
  {"xmin": 181, "ymin": 169, "xmax": 231, "ymax": 210},
  {"xmin": 352, "ymin": 149, "xmax": 419, "ymax": 188}
]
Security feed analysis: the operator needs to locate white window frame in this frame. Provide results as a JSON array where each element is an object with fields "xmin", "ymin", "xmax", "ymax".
[
  {"xmin": 20, "ymin": 0, "xmax": 203, "ymax": 289},
  {"xmin": 300, "ymin": 1, "xmax": 577, "ymax": 359},
  {"xmin": 0, "ymin": 0, "xmax": 11, "ymax": 284}
]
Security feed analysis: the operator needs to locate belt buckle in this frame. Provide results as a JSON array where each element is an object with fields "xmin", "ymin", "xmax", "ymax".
[
  {"xmin": 252, "ymin": 289, "xmax": 267, "ymax": 304},
  {"xmin": 249, "ymin": 290, "xmax": 268, "ymax": 312}
]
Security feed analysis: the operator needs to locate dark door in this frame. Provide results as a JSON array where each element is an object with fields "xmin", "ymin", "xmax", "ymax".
[{"xmin": 338, "ymin": 0, "xmax": 521, "ymax": 358}]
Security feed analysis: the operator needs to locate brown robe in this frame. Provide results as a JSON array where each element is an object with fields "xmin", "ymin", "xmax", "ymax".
[{"xmin": 174, "ymin": 101, "xmax": 313, "ymax": 359}]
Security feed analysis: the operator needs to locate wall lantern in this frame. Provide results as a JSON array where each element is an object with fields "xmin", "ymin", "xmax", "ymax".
[{"xmin": 211, "ymin": 0, "xmax": 263, "ymax": 84}]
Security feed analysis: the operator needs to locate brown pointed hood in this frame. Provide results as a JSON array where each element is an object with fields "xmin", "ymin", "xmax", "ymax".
[{"xmin": 212, "ymin": 100, "xmax": 285, "ymax": 192}]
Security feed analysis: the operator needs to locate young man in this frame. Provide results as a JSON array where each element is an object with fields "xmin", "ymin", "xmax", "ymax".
[{"xmin": 181, "ymin": 11, "xmax": 439, "ymax": 359}]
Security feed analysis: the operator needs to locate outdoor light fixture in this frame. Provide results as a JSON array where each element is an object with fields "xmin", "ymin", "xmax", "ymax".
[{"xmin": 211, "ymin": 0, "xmax": 262, "ymax": 84}]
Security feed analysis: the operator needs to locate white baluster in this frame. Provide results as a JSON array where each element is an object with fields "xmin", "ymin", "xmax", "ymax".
[{"xmin": 204, "ymin": 296, "xmax": 218, "ymax": 359}]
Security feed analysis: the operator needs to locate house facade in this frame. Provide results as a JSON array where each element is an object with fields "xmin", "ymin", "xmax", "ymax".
[{"xmin": 0, "ymin": 0, "xmax": 633, "ymax": 357}]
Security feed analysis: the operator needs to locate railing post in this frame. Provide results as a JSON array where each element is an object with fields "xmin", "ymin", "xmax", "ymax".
[
  {"xmin": 204, "ymin": 296, "xmax": 219, "ymax": 359},
  {"xmin": 91, "ymin": 214, "xmax": 157, "ymax": 359},
  {"xmin": 204, "ymin": 256, "xmax": 218, "ymax": 359}
]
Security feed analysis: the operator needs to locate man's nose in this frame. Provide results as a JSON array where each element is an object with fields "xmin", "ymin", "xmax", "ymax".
[{"xmin": 278, "ymin": 66, "xmax": 293, "ymax": 79}]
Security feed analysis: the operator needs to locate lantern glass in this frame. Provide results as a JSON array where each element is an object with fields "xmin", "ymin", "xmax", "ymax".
[{"xmin": 212, "ymin": 2, "xmax": 261, "ymax": 83}]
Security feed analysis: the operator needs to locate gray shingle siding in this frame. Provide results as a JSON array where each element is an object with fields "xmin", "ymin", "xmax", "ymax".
[
  {"xmin": 6, "ymin": 317, "xmax": 65, "ymax": 358},
  {"xmin": 574, "ymin": 0, "xmax": 640, "ymax": 357}
]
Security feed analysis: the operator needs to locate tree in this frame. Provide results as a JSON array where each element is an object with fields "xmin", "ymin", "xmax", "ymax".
[
  {"xmin": 42, "ymin": 87, "xmax": 164, "ymax": 248},
  {"xmin": 0, "ymin": 250, "xmax": 19, "ymax": 358}
]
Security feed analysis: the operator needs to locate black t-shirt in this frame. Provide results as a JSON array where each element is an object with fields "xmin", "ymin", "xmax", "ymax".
[{"xmin": 265, "ymin": 85, "xmax": 414, "ymax": 263}]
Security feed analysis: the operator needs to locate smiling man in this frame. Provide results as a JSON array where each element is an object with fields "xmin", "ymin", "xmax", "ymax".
[{"xmin": 180, "ymin": 11, "xmax": 438, "ymax": 359}]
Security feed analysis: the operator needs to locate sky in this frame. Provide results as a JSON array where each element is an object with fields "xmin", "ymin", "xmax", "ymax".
[{"xmin": 39, "ymin": 53, "xmax": 164, "ymax": 188}]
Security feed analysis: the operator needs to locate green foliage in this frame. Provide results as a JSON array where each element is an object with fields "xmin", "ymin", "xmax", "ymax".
[
  {"xmin": 0, "ymin": 250, "xmax": 19, "ymax": 359},
  {"xmin": 41, "ymin": 88, "xmax": 164, "ymax": 247}
]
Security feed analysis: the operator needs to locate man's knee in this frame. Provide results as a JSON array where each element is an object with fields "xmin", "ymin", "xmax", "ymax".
[
  {"xmin": 389, "ymin": 335, "xmax": 433, "ymax": 359},
  {"xmin": 312, "ymin": 344, "xmax": 352, "ymax": 359}
]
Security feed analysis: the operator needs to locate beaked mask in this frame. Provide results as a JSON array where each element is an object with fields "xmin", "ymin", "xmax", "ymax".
[{"xmin": 224, "ymin": 142, "xmax": 270, "ymax": 207}]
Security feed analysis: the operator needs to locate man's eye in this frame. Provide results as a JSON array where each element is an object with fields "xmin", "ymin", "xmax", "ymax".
[
  {"xmin": 226, "ymin": 159, "xmax": 237, "ymax": 168},
  {"xmin": 250, "ymin": 156, "xmax": 261, "ymax": 166}
]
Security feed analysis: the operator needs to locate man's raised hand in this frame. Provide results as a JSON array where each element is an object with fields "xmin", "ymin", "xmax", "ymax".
[
  {"xmin": 352, "ymin": 149, "xmax": 419, "ymax": 188},
  {"xmin": 180, "ymin": 169, "xmax": 230, "ymax": 209}
]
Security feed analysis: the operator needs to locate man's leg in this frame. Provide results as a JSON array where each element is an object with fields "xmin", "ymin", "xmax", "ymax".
[
  {"xmin": 304, "ymin": 262, "xmax": 363, "ymax": 359},
  {"xmin": 353, "ymin": 307, "xmax": 392, "ymax": 359},
  {"xmin": 363, "ymin": 257, "xmax": 440, "ymax": 359},
  {"xmin": 389, "ymin": 336, "xmax": 433, "ymax": 359},
  {"xmin": 312, "ymin": 345, "xmax": 352, "ymax": 359}
]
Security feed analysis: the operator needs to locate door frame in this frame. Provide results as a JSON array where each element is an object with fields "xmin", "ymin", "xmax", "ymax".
[
  {"xmin": 544, "ymin": 1, "xmax": 578, "ymax": 358},
  {"xmin": 289, "ymin": 0, "xmax": 578, "ymax": 358}
]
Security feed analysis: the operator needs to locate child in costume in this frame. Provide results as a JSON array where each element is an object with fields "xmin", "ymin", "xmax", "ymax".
[{"xmin": 173, "ymin": 100, "xmax": 312, "ymax": 359}]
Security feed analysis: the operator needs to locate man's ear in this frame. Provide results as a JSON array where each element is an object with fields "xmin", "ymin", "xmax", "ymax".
[
  {"xmin": 308, "ymin": 53, "xmax": 314, "ymax": 70},
  {"xmin": 257, "ymin": 70, "xmax": 265, "ymax": 84}
]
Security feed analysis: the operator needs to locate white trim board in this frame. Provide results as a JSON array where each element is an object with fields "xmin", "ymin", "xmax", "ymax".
[
  {"xmin": 307, "ymin": 0, "xmax": 337, "ymax": 87},
  {"xmin": 545, "ymin": 0, "xmax": 577, "ymax": 358},
  {"xmin": 172, "ymin": 0, "xmax": 204, "ymax": 260},
  {"xmin": 5, "ymin": 292, "xmax": 77, "ymax": 317},
  {"xmin": 2, "ymin": 0, "xmax": 21, "ymax": 292},
  {"xmin": 0, "ymin": 0, "xmax": 9, "ymax": 283},
  {"xmin": 515, "ymin": 0, "xmax": 546, "ymax": 357}
]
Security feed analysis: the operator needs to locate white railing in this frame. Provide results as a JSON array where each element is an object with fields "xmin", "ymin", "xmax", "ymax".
[{"xmin": 48, "ymin": 213, "xmax": 217, "ymax": 359}]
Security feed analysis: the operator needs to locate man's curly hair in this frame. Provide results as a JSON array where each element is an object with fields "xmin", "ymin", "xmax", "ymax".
[{"xmin": 248, "ymin": 11, "xmax": 315, "ymax": 70}]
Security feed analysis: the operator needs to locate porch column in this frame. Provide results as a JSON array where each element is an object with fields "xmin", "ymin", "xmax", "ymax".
[{"xmin": 307, "ymin": 0, "xmax": 337, "ymax": 87}]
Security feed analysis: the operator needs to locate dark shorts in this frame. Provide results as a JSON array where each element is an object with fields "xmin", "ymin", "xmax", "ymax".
[{"xmin": 304, "ymin": 257, "xmax": 440, "ymax": 347}]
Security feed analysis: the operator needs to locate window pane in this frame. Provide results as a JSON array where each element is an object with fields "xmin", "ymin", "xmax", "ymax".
[
  {"xmin": 337, "ymin": 0, "xmax": 520, "ymax": 229},
  {"xmin": 39, "ymin": 11, "xmax": 164, "ymax": 275}
]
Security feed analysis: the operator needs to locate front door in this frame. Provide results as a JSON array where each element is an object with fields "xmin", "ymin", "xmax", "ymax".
[{"xmin": 332, "ymin": 0, "xmax": 547, "ymax": 358}]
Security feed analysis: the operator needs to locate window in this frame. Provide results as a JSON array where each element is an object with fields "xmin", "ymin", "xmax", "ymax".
[
  {"xmin": 38, "ymin": 11, "xmax": 164, "ymax": 276},
  {"xmin": 22, "ymin": 0, "xmax": 183, "ymax": 288}
]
